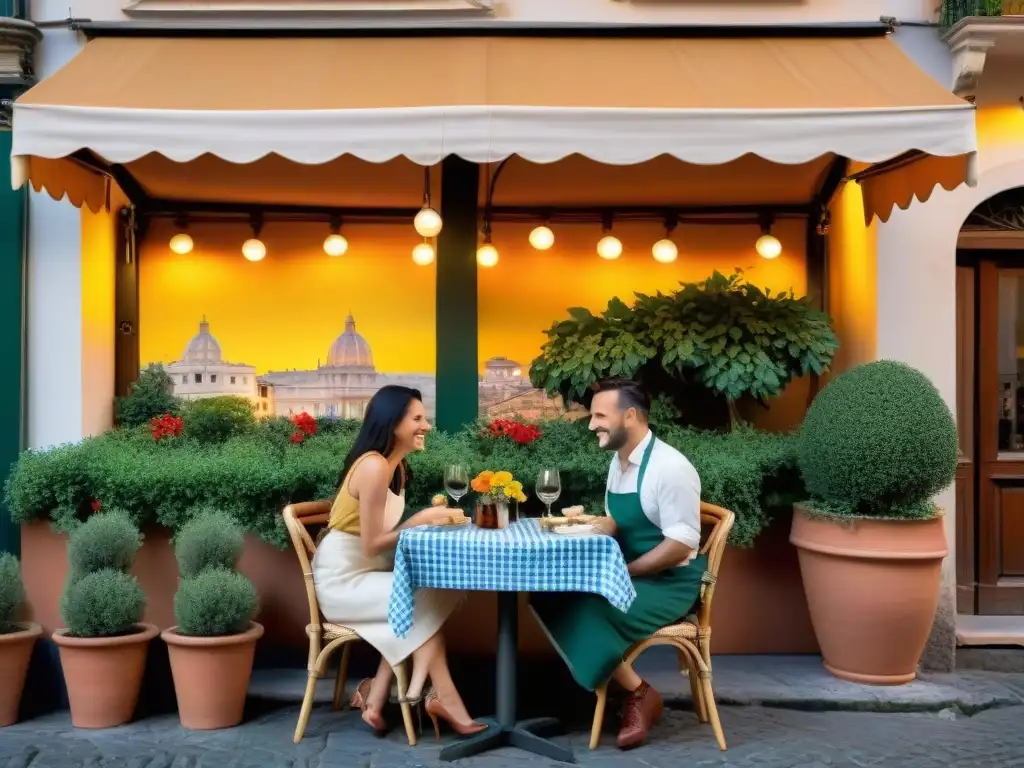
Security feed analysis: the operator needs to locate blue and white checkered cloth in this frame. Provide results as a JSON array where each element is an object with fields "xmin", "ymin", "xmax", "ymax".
[{"xmin": 387, "ymin": 518, "xmax": 636, "ymax": 638}]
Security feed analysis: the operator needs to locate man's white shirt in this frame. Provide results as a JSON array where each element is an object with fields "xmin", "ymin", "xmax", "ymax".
[{"xmin": 605, "ymin": 430, "xmax": 702, "ymax": 561}]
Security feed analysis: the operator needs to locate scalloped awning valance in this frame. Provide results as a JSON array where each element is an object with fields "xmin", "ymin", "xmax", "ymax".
[{"xmin": 10, "ymin": 34, "xmax": 977, "ymax": 222}]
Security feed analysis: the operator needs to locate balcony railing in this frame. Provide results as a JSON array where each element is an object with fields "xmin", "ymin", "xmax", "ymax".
[{"xmin": 942, "ymin": 0, "xmax": 1005, "ymax": 28}]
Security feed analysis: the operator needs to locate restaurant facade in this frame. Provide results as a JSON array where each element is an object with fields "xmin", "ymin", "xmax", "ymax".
[{"xmin": 4, "ymin": 0, "xmax": 1021, "ymax": 674}]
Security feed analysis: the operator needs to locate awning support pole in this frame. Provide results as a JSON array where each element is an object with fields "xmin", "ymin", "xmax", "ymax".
[{"xmin": 435, "ymin": 157, "xmax": 479, "ymax": 433}]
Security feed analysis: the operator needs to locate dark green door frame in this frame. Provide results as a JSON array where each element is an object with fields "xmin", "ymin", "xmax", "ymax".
[
  {"xmin": 0, "ymin": 97, "xmax": 26, "ymax": 557},
  {"xmin": 435, "ymin": 157, "xmax": 480, "ymax": 434}
]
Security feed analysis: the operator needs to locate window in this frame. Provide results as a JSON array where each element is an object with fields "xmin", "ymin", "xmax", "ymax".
[
  {"xmin": 194, "ymin": 373, "xmax": 202, "ymax": 384},
  {"xmin": 243, "ymin": 376, "xmax": 248, "ymax": 385},
  {"xmin": 230, "ymin": 376, "xmax": 236, "ymax": 385},
  {"xmin": 259, "ymin": 385, "xmax": 268, "ymax": 398},
  {"xmin": 211, "ymin": 374, "xmax": 218, "ymax": 384},
  {"xmin": 181, "ymin": 375, "xmax": 187, "ymax": 384}
]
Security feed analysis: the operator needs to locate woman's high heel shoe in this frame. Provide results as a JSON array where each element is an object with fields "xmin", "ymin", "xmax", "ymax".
[
  {"xmin": 424, "ymin": 691, "xmax": 488, "ymax": 742},
  {"xmin": 349, "ymin": 678, "xmax": 387, "ymax": 737}
]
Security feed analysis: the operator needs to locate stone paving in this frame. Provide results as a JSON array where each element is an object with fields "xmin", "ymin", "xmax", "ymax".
[{"xmin": 3, "ymin": 700, "xmax": 1024, "ymax": 768}]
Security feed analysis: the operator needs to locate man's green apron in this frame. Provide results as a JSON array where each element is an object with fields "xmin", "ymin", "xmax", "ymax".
[{"xmin": 531, "ymin": 436, "xmax": 708, "ymax": 691}]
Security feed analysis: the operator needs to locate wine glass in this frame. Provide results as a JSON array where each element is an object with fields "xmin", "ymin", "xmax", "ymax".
[
  {"xmin": 536, "ymin": 469, "xmax": 561, "ymax": 518},
  {"xmin": 444, "ymin": 464, "xmax": 470, "ymax": 508}
]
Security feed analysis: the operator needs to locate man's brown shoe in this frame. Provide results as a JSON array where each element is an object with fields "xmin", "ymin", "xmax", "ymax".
[{"xmin": 616, "ymin": 681, "xmax": 663, "ymax": 750}]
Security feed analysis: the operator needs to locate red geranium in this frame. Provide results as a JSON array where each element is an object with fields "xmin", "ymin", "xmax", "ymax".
[
  {"xmin": 485, "ymin": 418, "xmax": 542, "ymax": 446},
  {"xmin": 290, "ymin": 431, "xmax": 306, "ymax": 445},
  {"xmin": 150, "ymin": 413, "xmax": 183, "ymax": 441},
  {"xmin": 291, "ymin": 413, "xmax": 318, "ymax": 436},
  {"xmin": 90, "ymin": 500, "xmax": 102, "ymax": 512}
]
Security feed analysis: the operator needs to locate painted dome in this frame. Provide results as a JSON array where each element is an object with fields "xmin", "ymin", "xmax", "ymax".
[
  {"xmin": 326, "ymin": 314, "xmax": 374, "ymax": 369},
  {"xmin": 182, "ymin": 317, "xmax": 222, "ymax": 364}
]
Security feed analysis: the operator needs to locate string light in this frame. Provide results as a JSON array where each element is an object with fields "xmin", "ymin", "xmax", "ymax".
[
  {"xmin": 323, "ymin": 216, "xmax": 348, "ymax": 257},
  {"xmin": 529, "ymin": 224, "xmax": 555, "ymax": 251},
  {"xmin": 414, "ymin": 166, "xmax": 443, "ymax": 237},
  {"xmin": 242, "ymin": 214, "xmax": 266, "ymax": 262},
  {"xmin": 756, "ymin": 214, "xmax": 782, "ymax": 259},
  {"xmin": 652, "ymin": 217, "xmax": 678, "ymax": 263},
  {"xmin": 477, "ymin": 243, "xmax": 499, "ymax": 268},
  {"xmin": 169, "ymin": 233, "xmax": 193, "ymax": 255},
  {"xmin": 597, "ymin": 213, "xmax": 622, "ymax": 260},
  {"xmin": 412, "ymin": 241, "xmax": 435, "ymax": 266}
]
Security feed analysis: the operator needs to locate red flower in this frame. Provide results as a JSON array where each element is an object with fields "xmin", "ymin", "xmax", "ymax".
[
  {"xmin": 290, "ymin": 431, "xmax": 306, "ymax": 445},
  {"xmin": 290, "ymin": 413, "xmax": 318, "ymax": 436},
  {"xmin": 150, "ymin": 413, "xmax": 183, "ymax": 441},
  {"xmin": 90, "ymin": 500, "xmax": 102, "ymax": 512},
  {"xmin": 484, "ymin": 418, "xmax": 542, "ymax": 446}
]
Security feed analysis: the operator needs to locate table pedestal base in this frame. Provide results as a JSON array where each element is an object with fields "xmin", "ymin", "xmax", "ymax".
[{"xmin": 438, "ymin": 717, "xmax": 573, "ymax": 763}]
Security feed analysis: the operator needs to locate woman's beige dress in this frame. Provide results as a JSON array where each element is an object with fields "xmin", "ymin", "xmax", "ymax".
[{"xmin": 312, "ymin": 455, "xmax": 463, "ymax": 666}]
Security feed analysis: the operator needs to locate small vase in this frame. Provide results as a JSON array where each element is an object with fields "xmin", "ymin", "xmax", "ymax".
[{"xmin": 476, "ymin": 503, "xmax": 498, "ymax": 530}]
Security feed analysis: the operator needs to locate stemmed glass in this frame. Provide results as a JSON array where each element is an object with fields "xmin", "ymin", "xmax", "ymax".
[
  {"xmin": 444, "ymin": 464, "xmax": 470, "ymax": 508},
  {"xmin": 536, "ymin": 468, "xmax": 561, "ymax": 518}
]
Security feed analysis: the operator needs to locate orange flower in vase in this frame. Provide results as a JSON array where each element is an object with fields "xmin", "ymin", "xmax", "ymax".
[{"xmin": 471, "ymin": 469, "xmax": 527, "ymax": 529}]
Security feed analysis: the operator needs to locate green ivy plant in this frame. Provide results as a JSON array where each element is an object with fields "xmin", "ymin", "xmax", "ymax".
[{"xmin": 531, "ymin": 270, "xmax": 838, "ymax": 429}]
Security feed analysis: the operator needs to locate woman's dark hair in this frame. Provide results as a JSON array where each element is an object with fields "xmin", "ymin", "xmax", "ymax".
[{"xmin": 338, "ymin": 385, "xmax": 422, "ymax": 494}]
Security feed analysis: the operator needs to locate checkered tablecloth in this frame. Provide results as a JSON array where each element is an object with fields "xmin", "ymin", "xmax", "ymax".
[{"xmin": 387, "ymin": 518, "xmax": 636, "ymax": 638}]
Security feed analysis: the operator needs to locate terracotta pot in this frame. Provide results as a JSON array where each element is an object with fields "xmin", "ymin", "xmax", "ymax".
[
  {"xmin": 162, "ymin": 622, "xmax": 264, "ymax": 730},
  {"xmin": 0, "ymin": 623, "xmax": 42, "ymax": 726},
  {"xmin": 53, "ymin": 623, "xmax": 158, "ymax": 728},
  {"xmin": 790, "ymin": 506, "xmax": 947, "ymax": 685}
]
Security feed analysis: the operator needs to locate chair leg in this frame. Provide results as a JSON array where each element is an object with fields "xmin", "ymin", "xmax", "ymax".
[
  {"xmin": 699, "ymin": 671, "xmax": 727, "ymax": 751},
  {"xmin": 394, "ymin": 660, "xmax": 418, "ymax": 747},
  {"xmin": 333, "ymin": 642, "xmax": 352, "ymax": 711},
  {"xmin": 293, "ymin": 671, "xmax": 320, "ymax": 744},
  {"xmin": 687, "ymin": 660, "xmax": 708, "ymax": 723},
  {"xmin": 589, "ymin": 684, "xmax": 608, "ymax": 750}
]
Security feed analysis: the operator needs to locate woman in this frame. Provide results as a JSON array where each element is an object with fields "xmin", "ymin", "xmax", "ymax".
[{"xmin": 312, "ymin": 385, "xmax": 485, "ymax": 740}]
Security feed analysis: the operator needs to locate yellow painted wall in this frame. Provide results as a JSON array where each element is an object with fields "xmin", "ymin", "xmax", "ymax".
[
  {"xmin": 139, "ymin": 220, "xmax": 437, "ymax": 375},
  {"xmin": 826, "ymin": 181, "xmax": 878, "ymax": 377},
  {"xmin": 80, "ymin": 195, "xmax": 119, "ymax": 437}
]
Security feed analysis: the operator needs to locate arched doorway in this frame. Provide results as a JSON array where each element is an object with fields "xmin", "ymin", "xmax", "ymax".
[{"xmin": 957, "ymin": 185, "xmax": 1024, "ymax": 615}]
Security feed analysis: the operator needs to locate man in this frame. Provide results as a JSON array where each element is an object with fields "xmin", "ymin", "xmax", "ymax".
[{"xmin": 531, "ymin": 377, "xmax": 705, "ymax": 749}]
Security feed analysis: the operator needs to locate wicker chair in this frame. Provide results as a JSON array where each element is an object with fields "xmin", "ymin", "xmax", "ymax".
[
  {"xmin": 589, "ymin": 501, "xmax": 734, "ymax": 751},
  {"xmin": 283, "ymin": 501, "xmax": 418, "ymax": 746}
]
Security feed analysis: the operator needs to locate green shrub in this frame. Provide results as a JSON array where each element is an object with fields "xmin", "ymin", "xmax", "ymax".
[
  {"xmin": 182, "ymin": 396, "xmax": 256, "ymax": 443},
  {"xmin": 66, "ymin": 509, "xmax": 143, "ymax": 578},
  {"xmin": 798, "ymin": 360, "xmax": 958, "ymax": 517},
  {"xmin": 174, "ymin": 569, "xmax": 258, "ymax": 637},
  {"xmin": 174, "ymin": 509, "xmax": 245, "ymax": 579},
  {"xmin": 60, "ymin": 569, "xmax": 145, "ymax": 638},
  {"xmin": 5, "ymin": 417, "xmax": 800, "ymax": 548},
  {"xmin": 0, "ymin": 553, "xmax": 25, "ymax": 634},
  {"xmin": 116, "ymin": 364, "xmax": 180, "ymax": 428}
]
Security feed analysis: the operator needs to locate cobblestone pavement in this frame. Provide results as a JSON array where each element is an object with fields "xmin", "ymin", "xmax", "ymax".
[{"xmin": 3, "ymin": 702, "xmax": 1023, "ymax": 768}]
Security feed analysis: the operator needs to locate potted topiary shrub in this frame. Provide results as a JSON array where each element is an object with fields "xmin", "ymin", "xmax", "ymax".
[
  {"xmin": 0, "ymin": 553, "xmax": 42, "ymax": 726},
  {"xmin": 53, "ymin": 510, "xmax": 155, "ymax": 728},
  {"xmin": 791, "ymin": 360, "xmax": 957, "ymax": 684},
  {"xmin": 162, "ymin": 510, "xmax": 262, "ymax": 730}
]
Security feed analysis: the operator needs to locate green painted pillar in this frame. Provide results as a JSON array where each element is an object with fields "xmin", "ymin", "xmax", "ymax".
[
  {"xmin": 435, "ymin": 157, "xmax": 480, "ymax": 434},
  {"xmin": 0, "ymin": 109, "xmax": 25, "ymax": 557}
]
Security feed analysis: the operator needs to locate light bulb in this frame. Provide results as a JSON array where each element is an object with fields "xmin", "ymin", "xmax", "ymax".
[
  {"xmin": 529, "ymin": 225, "xmax": 555, "ymax": 251},
  {"xmin": 323, "ymin": 233, "xmax": 348, "ymax": 257},
  {"xmin": 242, "ymin": 238, "xmax": 266, "ymax": 262},
  {"xmin": 169, "ymin": 233, "xmax": 193, "ymax": 255},
  {"xmin": 414, "ymin": 206, "xmax": 443, "ymax": 238},
  {"xmin": 597, "ymin": 235, "xmax": 622, "ymax": 260},
  {"xmin": 412, "ymin": 242, "xmax": 435, "ymax": 266},
  {"xmin": 652, "ymin": 238, "xmax": 678, "ymax": 263},
  {"xmin": 477, "ymin": 243, "xmax": 499, "ymax": 268},
  {"xmin": 755, "ymin": 234, "xmax": 782, "ymax": 260}
]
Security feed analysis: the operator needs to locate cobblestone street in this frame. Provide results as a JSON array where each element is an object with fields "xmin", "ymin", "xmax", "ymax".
[{"xmin": 3, "ymin": 702, "xmax": 1023, "ymax": 768}]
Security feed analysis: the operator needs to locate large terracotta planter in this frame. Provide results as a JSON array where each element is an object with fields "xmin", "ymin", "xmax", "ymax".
[
  {"xmin": 790, "ymin": 506, "xmax": 947, "ymax": 685},
  {"xmin": 53, "ymin": 623, "xmax": 158, "ymax": 728},
  {"xmin": 162, "ymin": 622, "xmax": 264, "ymax": 730},
  {"xmin": 0, "ymin": 623, "xmax": 42, "ymax": 726}
]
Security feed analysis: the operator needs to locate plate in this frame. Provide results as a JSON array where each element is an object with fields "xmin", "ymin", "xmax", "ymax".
[{"xmin": 552, "ymin": 524, "xmax": 599, "ymax": 536}]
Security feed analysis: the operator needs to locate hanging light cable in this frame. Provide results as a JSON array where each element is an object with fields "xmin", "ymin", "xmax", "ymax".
[{"xmin": 414, "ymin": 166, "xmax": 443, "ymax": 238}]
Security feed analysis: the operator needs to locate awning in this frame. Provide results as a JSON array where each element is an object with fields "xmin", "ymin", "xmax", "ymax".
[{"xmin": 11, "ymin": 35, "xmax": 976, "ymax": 222}]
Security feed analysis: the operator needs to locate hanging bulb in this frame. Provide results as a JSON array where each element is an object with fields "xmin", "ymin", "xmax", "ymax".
[
  {"xmin": 477, "ymin": 243, "xmax": 499, "ymax": 268},
  {"xmin": 323, "ymin": 233, "xmax": 348, "ymax": 257},
  {"xmin": 652, "ymin": 238, "xmax": 678, "ymax": 264},
  {"xmin": 597, "ymin": 235, "xmax": 622, "ymax": 260},
  {"xmin": 169, "ymin": 233, "xmax": 193, "ymax": 255},
  {"xmin": 412, "ymin": 241, "xmax": 435, "ymax": 266},
  {"xmin": 529, "ymin": 225, "xmax": 555, "ymax": 251},
  {"xmin": 414, "ymin": 206, "xmax": 443, "ymax": 238},
  {"xmin": 242, "ymin": 238, "xmax": 266, "ymax": 262},
  {"xmin": 756, "ymin": 234, "xmax": 782, "ymax": 260}
]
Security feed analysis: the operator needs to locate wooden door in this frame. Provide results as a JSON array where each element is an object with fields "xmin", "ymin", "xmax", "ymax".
[{"xmin": 971, "ymin": 253, "xmax": 1024, "ymax": 614}]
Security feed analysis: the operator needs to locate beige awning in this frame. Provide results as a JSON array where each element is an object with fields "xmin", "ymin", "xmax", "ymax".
[{"xmin": 11, "ymin": 35, "xmax": 976, "ymax": 221}]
